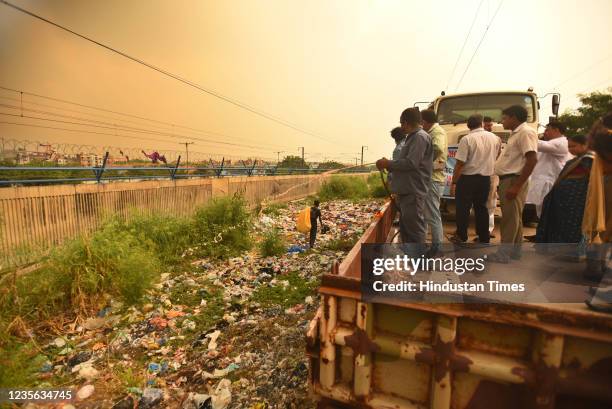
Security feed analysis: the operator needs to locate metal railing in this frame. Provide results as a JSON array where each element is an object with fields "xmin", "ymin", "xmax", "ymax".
[{"xmin": 0, "ymin": 152, "xmax": 371, "ymax": 186}]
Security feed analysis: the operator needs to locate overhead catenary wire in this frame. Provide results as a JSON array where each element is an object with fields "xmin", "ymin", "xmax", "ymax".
[
  {"xmin": 0, "ymin": 103, "xmax": 283, "ymax": 152},
  {"xmin": 455, "ymin": 0, "xmax": 505, "ymax": 91},
  {"xmin": 0, "ymin": 86, "xmax": 292, "ymax": 150},
  {"xmin": 444, "ymin": 0, "xmax": 485, "ymax": 92},
  {"xmin": 1, "ymin": 136, "xmax": 276, "ymax": 162},
  {"xmin": 0, "ymin": 118, "xmax": 276, "ymax": 160},
  {"xmin": 0, "ymin": 1, "xmax": 339, "ymax": 145},
  {"xmin": 551, "ymin": 53, "xmax": 612, "ymax": 90}
]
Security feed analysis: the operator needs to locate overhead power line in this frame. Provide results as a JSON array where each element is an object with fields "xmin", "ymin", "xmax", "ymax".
[
  {"xmin": 0, "ymin": 115, "xmax": 276, "ymax": 158},
  {"xmin": 574, "ymin": 76, "xmax": 612, "ymax": 95},
  {"xmin": 455, "ymin": 0, "xmax": 505, "ymax": 91},
  {"xmin": 445, "ymin": 0, "xmax": 485, "ymax": 92},
  {"xmin": 0, "ymin": 102, "xmax": 280, "ymax": 152},
  {"xmin": 0, "ymin": 1, "xmax": 337, "ymax": 144},
  {"xmin": 1, "ymin": 136, "xmax": 276, "ymax": 162},
  {"xmin": 0, "ymin": 86, "xmax": 292, "ymax": 150},
  {"xmin": 551, "ymin": 52, "xmax": 612, "ymax": 90}
]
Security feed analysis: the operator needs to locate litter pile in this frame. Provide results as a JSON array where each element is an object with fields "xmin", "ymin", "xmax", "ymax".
[{"xmin": 13, "ymin": 199, "xmax": 383, "ymax": 409}]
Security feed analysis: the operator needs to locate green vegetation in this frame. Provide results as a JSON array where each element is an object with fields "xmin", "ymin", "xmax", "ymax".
[
  {"xmin": 1, "ymin": 225, "xmax": 160, "ymax": 339},
  {"xmin": 191, "ymin": 194, "xmax": 252, "ymax": 259},
  {"xmin": 0, "ymin": 194, "xmax": 255, "ymax": 387},
  {"xmin": 317, "ymin": 160, "xmax": 345, "ymax": 170},
  {"xmin": 367, "ymin": 172, "xmax": 388, "ymax": 198},
  {"xmin": 261, "ymin": 202, "xmax": 287, "ymax": 216},
  {"xmin": 277, "ymin": 155, "xmax": 309, "ymax": 169},
  {"xmin": 317, "ymin": 173, "xmax": 387, "ymax": 201},
  {"xmin": 324, "ymin": 234, "xmax": 360, "ymax": 251},
  {"xmin": 0, "ymin": 342, "xmax": 47, "ymax": 388},
  {"xmin": 251, "ymin": 272, "xmax": 318, "ymax": 309},
  {"xmin": 559, "ymin": 88, "xmax": 612, "ymax": 136},
  {"xmin": 106, "ymin": 213, "xmax": 193, "ymax": 265},
  {"xmin": 113, "ymin": 365, "xmax": 145, "ymax": 389},
  {"xmin": 318, "ymin": 175, "xmax": 370, "ymax": 201},
  {"xmin": 0, "ymin": 195, "xmax": 252, "ymax": 346},
  {"xmin": 259, "ymin": 229, "xmax": 286, "ymax": 257},
  {"xmin": 190, "ymin": 284, "xmax": 226, "ymax": 333}
]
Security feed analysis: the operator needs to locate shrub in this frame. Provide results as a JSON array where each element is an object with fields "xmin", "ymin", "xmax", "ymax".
[
  {"xmin": 0, "ymin": 224, "xmax": 160, "ymax": 356},
  {"xmin": 259, "ymin": 229, "xmax": 286, "ymax": 257},
  {"xmin": 104, "ymin": 213, "xmax": 192, "ymax": 265},
  {"xmin": 367, "ymin": 172, "xmax": 388, "ymax": 198},
  {"xmin": 191, "ymin": 194, "xmax": 252, "ymax": 258},
  {"xmin": 0, "ymin": 341, "xmax": 46, "ymax": 387},
  {"xmin": 318, "ymin": 176, "xmax": 369, "ymax": 201}
]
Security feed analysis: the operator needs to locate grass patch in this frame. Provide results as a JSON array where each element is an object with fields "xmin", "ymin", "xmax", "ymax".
[
  {"xmin": 112, "ymin": 213, "xmax": 193, "ymax": 265},
  {"xmin": 0, "ymin": 195, "xmax": 253, "ymax": 347},
  {"xmin": 251, "ymin": 272, "xmax": 318, "ymax": 309},
  {"xmin": 191, "ymin": 284, "xmax": 225, "ymax": 334},
  {"xmin": 318, "ymin": 175, "xmax": 369, "ymax": 201},
  {"xmin": 259, "ymin": 229, "xmax": 286, "ymax": 257},
  {"xmin": 191, "ymin": 195, "xmax": 252, "ymax": 259},
  {"xmin": 113, "ymin": 365, "xmax": 145, "ymax": 389},
  {"xmin": 261, "ymin": 202, "xmax": 287, "ymax": 216},
  {"xmin": 324, "ymin": 235, "xmax": 360, "ymax": 251},
  {"xmin": 0, "ymin": 342, "xmax": 47, "ymax": 387},
  {"xmin": 0, "ymin": 226, "xmax": 160, "ymax": 345}
]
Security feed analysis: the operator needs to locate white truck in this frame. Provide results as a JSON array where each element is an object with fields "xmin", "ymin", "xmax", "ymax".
[{"xmin": 415, "ymin": 89, "xmax": 560, "ymax": 197}]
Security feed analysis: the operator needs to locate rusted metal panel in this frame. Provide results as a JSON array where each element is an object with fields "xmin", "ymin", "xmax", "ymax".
[{"xmin": 307, "ymin": 202, "xmax": 612, "ymax": 408}]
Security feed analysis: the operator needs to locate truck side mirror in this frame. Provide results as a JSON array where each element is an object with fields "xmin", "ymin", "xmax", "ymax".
[{"xmin": 552, "ymin": 94, "xmax": 560, "ymax": 117}]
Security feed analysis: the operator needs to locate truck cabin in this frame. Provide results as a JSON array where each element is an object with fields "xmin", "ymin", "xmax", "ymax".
[{"xmin": 430, "ymin": 91, "xmax": 540, "ymax": 145}]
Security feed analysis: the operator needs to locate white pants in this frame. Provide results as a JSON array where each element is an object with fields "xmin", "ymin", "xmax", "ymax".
[{"xmin": 488, "ymin": 175, "xmax": 499, "ymax": 233}]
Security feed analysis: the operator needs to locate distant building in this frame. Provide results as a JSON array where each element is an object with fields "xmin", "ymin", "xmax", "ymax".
[
  {"xmin": 16, "ymin": 152, "xmax": 31, "ymax": 165},
  {"xmin": 107, "ymin": 156, "xmax": 127, "ymax": 166},
  {"xmin": 79, "ymin": 153, "xmax": 104, "ymax": 167},
  {"xmin": 0, "ymin": 150, "xmax": 18, "ymax": 163}
]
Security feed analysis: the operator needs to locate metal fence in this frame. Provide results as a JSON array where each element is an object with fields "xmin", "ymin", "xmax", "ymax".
[
  {"xmin": 0, "ymin": 172, "xmax": 371, "ymax": 270},
  {"xmin": 0, "ymin": 153, "xmax": 370, "ymax": 186}
]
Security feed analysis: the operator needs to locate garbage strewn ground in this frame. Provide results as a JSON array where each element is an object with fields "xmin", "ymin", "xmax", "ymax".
[{"xmin": 11, "ymin": 198, "xmax": 382, "ymax": 409}]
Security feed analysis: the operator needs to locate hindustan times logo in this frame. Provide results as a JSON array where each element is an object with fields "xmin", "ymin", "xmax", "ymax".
[{"xmin": 372, "ymin": 254, "xmax": 486, "ymax": 276}]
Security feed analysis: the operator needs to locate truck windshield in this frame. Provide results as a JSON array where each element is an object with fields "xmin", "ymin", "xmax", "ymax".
[{"xmin": 437, "ymin": 94, "xmax": 536, "ymax": 125}]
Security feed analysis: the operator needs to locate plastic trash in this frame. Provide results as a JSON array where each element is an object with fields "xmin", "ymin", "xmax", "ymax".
[
  {"xmin": 287, "ymin": 245, "xmax": 305, "ymax": 254},
  {"xmin": 296, "ymin": 207, "xmax": 311, "ymax": 233},
  {"xmin": 211, "ymin": 379, "xmax": 232, "ymax": 409},
  {"xmin": 139, "ymin": 388, "xmax": 164, "ymax": 408},
  {"xmin": 76, "ymin": 384, "xmax": 95, "ymax": 400}
]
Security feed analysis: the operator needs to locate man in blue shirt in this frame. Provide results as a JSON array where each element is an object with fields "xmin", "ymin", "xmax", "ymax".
[
  {"xmin": 387, "ymin": 126, "xmax": 405, "ymax": 193},
  {"xmin": 377, "ymin": 108, "xmax": 433, "ymax": 243}
]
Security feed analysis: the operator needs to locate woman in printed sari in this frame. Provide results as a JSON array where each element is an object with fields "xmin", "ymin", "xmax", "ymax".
[{"xmin": 535, "ymin": 135, "xmax": 593, "ymax": 243}]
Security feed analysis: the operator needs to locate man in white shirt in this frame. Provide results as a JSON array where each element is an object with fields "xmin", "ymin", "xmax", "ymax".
[
  {"xmin": 490, "ymin": 105, "xmax": 538, "ymax": 262},
  {"xmin": 525, "ymin": 121, "xmax": 572, "ymax": 217},
  {"xmin": 484, "ymin": 116, "xmax": 498, "ymax": 235},
  {"xmin": 449, "ymin": 114, "xmax": 501, "ymax": 243}
]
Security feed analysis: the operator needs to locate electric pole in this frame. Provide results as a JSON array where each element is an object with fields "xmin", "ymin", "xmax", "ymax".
[
  {"xmin": 275, "ymin": 151, "xmax": 284, "ymax": 163},
  {"xmin": 180, "ymin": 142, "xmax": 194, "ymax": 166},
  {"xmin": 298, "ymin": 147, "xmax": 304, "ymax": 163},
  {"xmin": 361, "ymin": 146, "xmax": 368, "ymax": 167}
]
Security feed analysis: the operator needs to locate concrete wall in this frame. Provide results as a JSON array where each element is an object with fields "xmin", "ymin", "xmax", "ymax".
[{"xmin": 0, "ymin": 173, "xmax": 367, "ymax": 269}]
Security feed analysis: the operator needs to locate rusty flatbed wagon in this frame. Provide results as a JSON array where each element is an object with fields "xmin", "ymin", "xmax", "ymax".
[{"xmin": 306, "ymin": 202, "xmax": 612, "ymax": 409}]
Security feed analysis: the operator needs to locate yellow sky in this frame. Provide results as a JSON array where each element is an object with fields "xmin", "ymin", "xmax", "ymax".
[{"xmin": 1, "ymin": 0, "xmax": 611, "ymax": 163}]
